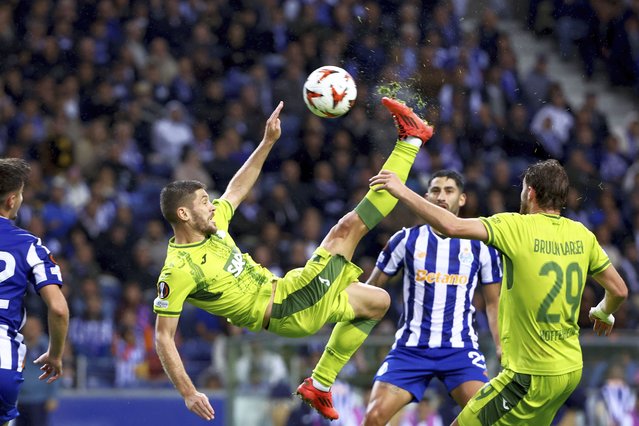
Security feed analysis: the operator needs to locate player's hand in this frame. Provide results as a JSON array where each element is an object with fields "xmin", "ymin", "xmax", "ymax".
[
  {"xmin": 33, "ymin": 351, "xmax": 63, "ymax": 383},
  {"xmin": 369, "ymin": 170, "xmax": 406, "ymax": 198},
  {"xmin": 185, "ymin": 391, "xmax": 215, "ymax": 421},
  {"xmin": 589, "ymin": 305, "xmax": 615, "ymax": 336},
  {"xmin": 263, "ymin": 101, "xmax": 283, "ymax": 145},
  {"xmin": 591, "ymin": 318, "xmax": 613, "ymax": 336}
]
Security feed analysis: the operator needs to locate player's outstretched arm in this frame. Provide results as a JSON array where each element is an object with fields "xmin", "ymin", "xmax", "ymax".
[
  {"xmin": 156, "ymin": 315, "xmax": 215, "ymax": 421},
  {"xmin": 369, "ymin": 170, "xmax": 489, "ymax": 241},
  {"xmin": 589, "ymin": 264, "xmax": 628, "ymax": 336},
  {"xmin": 35, "ymin": 285, "xmax": 69, "ymax": 383},
  {"xmin": 221, "ymin": 101, "xmax": 283, "ymax": 210}
]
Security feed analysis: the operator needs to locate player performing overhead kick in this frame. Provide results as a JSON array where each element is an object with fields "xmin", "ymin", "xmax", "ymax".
[{"xmin": 153, "ymin": 97, "xmax": 434, "ymax": 421}]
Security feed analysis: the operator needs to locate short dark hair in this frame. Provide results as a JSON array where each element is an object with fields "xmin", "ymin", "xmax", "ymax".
[
  {"xmin": 0, "ymin": 158, "xmax": 30, "ymax": 200},
  {"xmin": 428, "ymin": 170, "xmax": 465, "ymax": 192},
  {"xmin": 160, "ymin": 180, "xmax": 206, "ymax": 224},
  {"xmin": 523, "ymin": 159, "xmax": 569, "ymax": 210}
]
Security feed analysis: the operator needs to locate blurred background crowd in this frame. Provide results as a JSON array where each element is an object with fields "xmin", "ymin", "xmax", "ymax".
[{"xmin": 2, "ymin": 0, "xmax": 639, "ymax": 424}]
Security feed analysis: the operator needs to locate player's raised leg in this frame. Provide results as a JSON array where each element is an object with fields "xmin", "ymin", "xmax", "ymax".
[
  {"xmin": 296, "ymin": 97, "xmax": 434, "ymax": 420},
  {"xmin": 320, "ymin": 97, "xmax": 434, "ymax": 260}
]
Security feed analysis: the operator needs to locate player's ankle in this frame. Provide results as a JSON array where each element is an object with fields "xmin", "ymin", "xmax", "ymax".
[
  {"xmin": 311, "ymin": 378, "xmax": 330, "ymax": 392},
  {"xmin": 404, "ymin": 136, "xmax": 422, "ymax": 147}
]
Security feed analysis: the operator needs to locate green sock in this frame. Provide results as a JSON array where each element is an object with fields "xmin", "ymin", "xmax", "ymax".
[
  {"xmin": 311, "ymin": 318, "xmax": 379, "ymax": 388},
  {"xmin": 354, "ymin": 140, "xmax": 419, "ymax": 229}
]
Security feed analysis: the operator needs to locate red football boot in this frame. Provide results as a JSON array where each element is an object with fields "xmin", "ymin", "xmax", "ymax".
[
  {"xmin": 295, "ymin": 377, "xmax": 339, "ymax": 421},
  {"xmin": 381, "ymin": 97, "xmax": 434, "ymax": 145}
]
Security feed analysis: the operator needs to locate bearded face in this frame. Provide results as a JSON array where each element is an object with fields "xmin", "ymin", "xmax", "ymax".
[
  {"xmin": 187, "ymin": 189, "xmax": 217, "ymax": 236},
  {"xmin": 426, "ymin": 177, "xmax": 466, "ymax": 216}
]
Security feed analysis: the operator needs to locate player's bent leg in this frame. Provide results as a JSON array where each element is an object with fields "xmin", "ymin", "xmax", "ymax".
[
  {"xmin": 362, "ymin": 381, "xmax": 413, "ymax": 426},
  {"xmin": 450, "ymin": 380, "xmax": 487, "ymax": 408},
  {"xmin": 345, "ymin": 282, "xmax": 390, "ymax": 320},
  {"xmin": 305, "ymin": 283, "xmax": 387, "ymax": 418}
]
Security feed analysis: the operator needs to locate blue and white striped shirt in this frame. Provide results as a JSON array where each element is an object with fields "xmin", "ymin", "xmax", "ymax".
[
  {"xmin": 376, "ymin": 225, "xmax": 502, "ymax": 350},
  {"xmin": 0, "ymin": 217, "xmax": 63, "ymax": 371}
]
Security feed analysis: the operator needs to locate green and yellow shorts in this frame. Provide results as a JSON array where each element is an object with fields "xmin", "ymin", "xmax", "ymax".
[
  {"xmin": 458, "ymin": 367, "xmax": 582, "ymax": 426},
  {"xmin": 267, "ymin": 247, "xmax": 362, "ymax": 338}
]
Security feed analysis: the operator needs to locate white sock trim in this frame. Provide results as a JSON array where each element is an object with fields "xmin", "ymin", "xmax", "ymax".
[
  {"xmin": 404, "ymin": 136, "xmax": 422, "ymax": 147},
  {"xmin": 312, "ymin": 378, "xmax": 330, "ymax": 392}
]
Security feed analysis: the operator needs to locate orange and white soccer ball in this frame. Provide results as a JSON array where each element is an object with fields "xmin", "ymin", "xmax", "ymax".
[{"xmin": 303, "ymin": 66, "xmax": 357, "ymax": 118}]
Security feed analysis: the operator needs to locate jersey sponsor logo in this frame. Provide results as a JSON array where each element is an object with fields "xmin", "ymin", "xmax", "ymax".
[
  {"xmin": 157, "ymin": 281, "xmax": 170, "ymax": 299},
  {"xmin": 458, "ymin": 248, "xmax": 474, "ymax": 265},
  {"xmin": 415, "ymin": 269, "xmax": 469, "ymax": 285},
  {"xmin": 225, "ymin": 249, "xmax": 246, "ymax": 277},
  {"xmin": 319, "ymin": 277, "xmax": 331, "ymax": 287},
  {"xmin": 539, "ymin": 327, "xmax": 578, "ymax": 341},
  {"xmin": 154, "ymin": 298, "xmax": 169, "ymax": 309}
]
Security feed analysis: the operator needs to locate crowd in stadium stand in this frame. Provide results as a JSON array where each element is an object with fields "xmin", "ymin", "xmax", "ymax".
[
  {"xmin": 529, "ymin": 0, "xmax": 639, "ymax": 88},
  {"xmin": 2, "ymin": 0, "xmax": 639, "ymax": 418}
]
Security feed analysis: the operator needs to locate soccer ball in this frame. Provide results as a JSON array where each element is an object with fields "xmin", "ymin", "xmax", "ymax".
[{"xmin": 303, "ymin": 66, "xmax": 357, "ymax": 118}]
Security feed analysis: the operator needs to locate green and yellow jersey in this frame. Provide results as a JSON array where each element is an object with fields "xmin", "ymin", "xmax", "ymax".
[
  {"xmin": 480, "ymin": 213, "xmax": 610, "ymax": 375},
  {"xmin": 153, "ymin": 199, "xmax": 275, "ymax": 332}
]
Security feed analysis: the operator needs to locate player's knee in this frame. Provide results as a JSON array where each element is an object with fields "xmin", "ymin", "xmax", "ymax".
[
  {"xmin": 362, "ymin": 402, "xmax": 389, "ymax": 426},
  {"xmin": 370, "ymin": 287, "xmax": 390, "ymax": 320},
  {"xmin": 331, "ymin": 212, "xmax": 366, "ymax": 239}
]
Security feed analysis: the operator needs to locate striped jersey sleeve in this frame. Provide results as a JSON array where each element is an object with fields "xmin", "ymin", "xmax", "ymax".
[
  {"xmin": 376, "ymin": 228, "xmax": 408, "ymax": 276},
  {"xmin": 26, "ymin": 238, "xmax": 63, "ymax": 291},
  {"xmin": 478, "ymin": 242, "xmax": 502, "ymax": 285}
]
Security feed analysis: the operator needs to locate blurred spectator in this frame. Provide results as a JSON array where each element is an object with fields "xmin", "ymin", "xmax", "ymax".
[
  {"xmin": 112, "ymin": 322, "xmax": 147, "ymax": 388},
  {"xmin": 150, "ymin": 100, "xmax": 192, "ymax": 173},
  {"xmin": 41, "ymin": 176, "xmax": 78, "ymax": 242},
  {"xmin": 531, "ymin": 83, "xmax": 574, "ymax": 159},
  {"xmin": 134, "ymin": 219, "xmax": 168, "ymax": 273},
  {"xmin": 63, "ymin": 166, "xmax": 91, "ymax": 212},
  {"xmin": 235, "ymin": 341, "xmax": 289, "ymax": 395},
  {"xmin": 587, "ymin": 364, "xmax": 639, "ymax": 426},
  {"xmin": 94, "ymin": 223, "xmax": 134, "ymax": 282},
  {"xmin": 173, "ymin": 145, "xmax": 213, "ymax": 188},
  {"xmin": 600, "ymin": 134, "xmax": 630, "ymax": 185},
  {"xmin": 522, "ymin": 53, "xmax": 551, "ymax": 113},
  {"xmin": 68, "ymin": 294, "xmax": 114, "ymax": 387}
]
